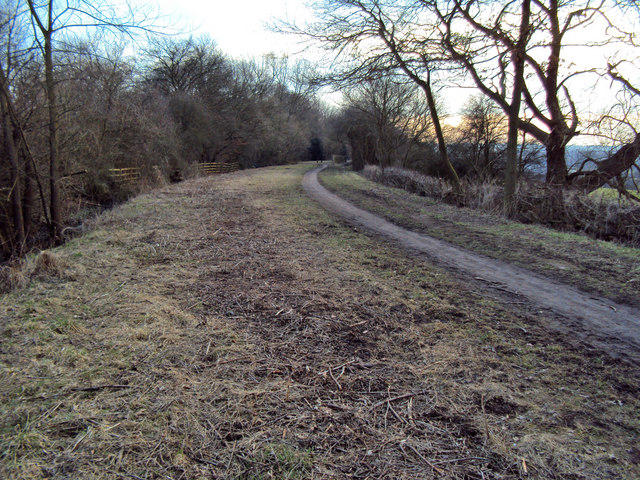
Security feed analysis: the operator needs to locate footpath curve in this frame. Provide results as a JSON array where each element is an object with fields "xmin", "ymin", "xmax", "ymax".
[{"xmin": 303, "ymin": 165, "xmax": 640, "ymax": 364}]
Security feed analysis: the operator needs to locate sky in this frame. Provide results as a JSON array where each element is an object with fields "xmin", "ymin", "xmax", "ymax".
[
  {"xmin": 154, "ymin": 0, "xmax": 312, "ymax": 59},
  {"xmin": 151, "ymin": 0, "xmax": 638, "ymax": 132}
]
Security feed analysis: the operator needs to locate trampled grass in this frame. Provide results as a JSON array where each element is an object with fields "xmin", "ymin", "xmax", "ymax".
[{"xmin": 1, "ymin": 163, "xmax": 639, "ymax": 479}]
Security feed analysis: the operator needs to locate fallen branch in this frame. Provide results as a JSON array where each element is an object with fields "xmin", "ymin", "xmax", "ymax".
[
  {"xmin": 61, "ymin": 169, "xmax": 88, "ymax": 178},
  {"xmin": 71, "ymin": 384, "xmax": 134, "ymax": 393},
  {"xmin": 328, "ymin": 368, "xmax": 342, "ymax": 390},
  {"xmin": 400, "ymin": 442, "xmax": 445, "ymax": 475},
  {"xmin": 371, "ymin": 390, "xmax": 429, "ymax": 410},
  {"xmin": 432, "ymin": 456, "xmax": 492, "ymax": 465},
  {"xmin": 318, "ymin": 359, "xmax": 358, "ymax": 376}
]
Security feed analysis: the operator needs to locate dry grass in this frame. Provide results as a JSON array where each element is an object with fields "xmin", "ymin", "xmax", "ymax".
[
  {"xmin": 0, "ymin": 263, "xmax": 26, "ymax": 293},
  {"xmin": 31, "ymin": 251, "xmax": 67, "ymax": 279},
  {"xmin": 362, "ymin": 165, "xmax": 640, "ymax": 245},
  {"xmin": 1, "ymin": 251, "xmax": 69, "ymax": 294},
  {"xmin": 323, "ymin": 166, "xmax": 640, "ymax": 307},
  {"xmin": 1, "ymin": 163, "xmax": 639, "ymax": 479}
]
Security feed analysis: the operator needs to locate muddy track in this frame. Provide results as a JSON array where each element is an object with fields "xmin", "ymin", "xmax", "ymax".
[{"xmin": 303, "ymin": 165, "xmax": 640, "ymax": 364}]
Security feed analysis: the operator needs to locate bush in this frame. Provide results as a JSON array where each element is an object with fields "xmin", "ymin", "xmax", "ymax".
[
  {"xmin": 362, "ymin": 165, "xmax": 640, "ymax": 245},
  {"xmin": 0, "ymin": 263, "xmax": 26, "ymax": 293}
]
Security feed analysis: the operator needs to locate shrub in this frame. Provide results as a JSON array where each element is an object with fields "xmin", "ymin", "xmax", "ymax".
[
  {"xmin": 32, "ymin": 251, "xmax": 67, "ymax": 279},
  {"xmin": 362, "ymin": 165, "xmax": 640, "ymax": 245},
  {"xmin": 0, "ymin": 262, "xmax": 27, "ymax": 293}
]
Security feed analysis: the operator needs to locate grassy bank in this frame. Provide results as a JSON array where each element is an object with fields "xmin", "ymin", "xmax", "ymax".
[
  {"xmin": 1, "ymin": 163, "xmax": 639, "ymax": 479},
  {"xmin": 319, "ymin": 166, "xmax": 640, "ymax": 307}
]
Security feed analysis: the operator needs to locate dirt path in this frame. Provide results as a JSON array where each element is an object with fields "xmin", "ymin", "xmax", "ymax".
[{"xmin": 303, "ymin": 165, "xmax": 640, "ymax": 364}]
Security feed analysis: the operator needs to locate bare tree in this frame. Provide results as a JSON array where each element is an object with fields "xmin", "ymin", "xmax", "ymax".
[
  {"xmin": 0, "ymin": 0, "xmax": 42, "ymax": 256},
  {"xmin": 343, "ymin": 76, "xmax": 433, "ymax": 170},
  {"xmin": 0, "ymin": 6, "xmax": 24, "ymax": 254},
  {"xmin": 0, "ymin": 73, "xmax": 25, "ymax": 253},
  {"xmin": 145, "ymin": 36, "xmax": 228, "ymax": 96},
  {"xmin": 504, "ymin": 0, "xmax": 530, "ymax": 215},
  {"xmin": 25, "ymin": 0, "xmax": 155, "ymax": 241},
  {"xmin": 456, "ymin": 95, "xmax": 506, "ymax": 180},
  {"xmin": 59, "ymin": 44, "xmax": 181, "ymax": 189},
  {"xmin": 433, "ymin": 0, "xmax": 580, "ymax": 190},
  {"xmin": 433, "ymin": 0, "xmax": 640, "ymax": 196},
  {"xmin": 286, "ymin": 0, "xmax": 461, "ymax": 189}
]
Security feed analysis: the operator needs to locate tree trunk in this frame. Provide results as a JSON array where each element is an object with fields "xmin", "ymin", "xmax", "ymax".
[
  {"xmin": 1, "ymin": 56, "xmax": 46, "ymax": 242},
  {"xmin": 422, "ymin": 72, "xmax": 461, "ymax": 192},
  {"xmin": 348, "ymin": 131, "xmax": 367, "ymax": 171},
  {"xmin": 44, "ymin": 29, "xmax": 63, "ymax": 242},
  {"xmin": 545, "ymin": 129, "xmax": 568, "ymax": 187},
  {"xmin": 23, "ymin": 155, "xmax": 35, "ymax": 238},
  {"xmin": 568, "ymin": 133, "xmax": 640, "ymax": 193},
  {"xmin": 504, "ymin": 118, "xmax": 520, "ymax": 215},
  {"xmin": 504, "ymin": 0, "xmax": 530, "ymax": 217},
  {"xmin": 28, "ymin": 0, "xmax": 63, "ymax": 242},
  {"xmin": 376, "ymin": 25, "xmax": 461, "ymax": 191},
  {"xmin": 1, "ymin": 94, "xmax": 25, "ymax": 254},
  {"xmin": 542, "ymin": 130, "xmax": 568, "ymax": 216}
]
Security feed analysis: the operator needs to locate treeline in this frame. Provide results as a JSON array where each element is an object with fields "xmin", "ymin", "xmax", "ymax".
[
  {"xmin": 330, "ymin": 75, "xmax": 640, "ymax": 243},
  {"xmin": 1, "ymin": 1, "xmax": 326, "ymax": 260},
  {"xmin": 331, "ymin": 78, "xmax": 543, "ymax": 180},
  {"xmin": 297, "ymin": 0, "xmax": 640, "ymax": 213}
]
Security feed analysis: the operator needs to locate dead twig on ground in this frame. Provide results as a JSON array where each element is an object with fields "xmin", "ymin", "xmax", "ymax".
[
  {"xmin": 400, "ymin": 441, "xmax": 446, "ymax": 475},
  {"xmin": 70, "ymin": 385, "xmax": 135, "ymax": 393},
  {"xmin": 371, "ymin": 390, "xmax": 429, "ymax": 411}
]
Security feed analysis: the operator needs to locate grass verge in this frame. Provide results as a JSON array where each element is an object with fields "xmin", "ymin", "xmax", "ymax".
[
  {"xmin": 1, "ymin": 163, "xmax": 639, "ymax": 479},
  {"xmin": 319, "ymin": 166, "xmax": 640, "ymax": 307}
]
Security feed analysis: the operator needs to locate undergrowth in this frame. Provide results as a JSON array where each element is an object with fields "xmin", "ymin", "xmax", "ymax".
[{"xmin": 362, "ymin": 165, "xmax": 640, "ymax": 245}]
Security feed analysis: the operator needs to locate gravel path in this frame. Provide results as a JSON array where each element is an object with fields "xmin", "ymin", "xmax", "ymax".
[{"xmin": 303, "ymin": 165, "xmax": 640, "ymax": 364}]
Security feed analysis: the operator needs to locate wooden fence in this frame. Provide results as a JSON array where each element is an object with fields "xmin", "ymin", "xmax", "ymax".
[
  {"xmin": 108, "ymin": 167, "xmax": 141, "ymax": 184},
  {"xmin": 107, "ymin": 163, "xmax": 240, "ymax": 186},
  {"xmin": 196, "ymin": 162, "xmax": 240, "ymax": 175}
]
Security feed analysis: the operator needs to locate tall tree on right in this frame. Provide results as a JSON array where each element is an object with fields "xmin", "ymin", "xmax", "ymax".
[{"xmin": 430, "ymin": 0, "xmax": 639, "ymax": 196}]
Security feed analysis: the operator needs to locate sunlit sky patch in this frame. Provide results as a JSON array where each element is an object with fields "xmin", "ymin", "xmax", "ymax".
[{"xmin": 155, "ymin": 0, "xmax": 311, "ymax": 58}]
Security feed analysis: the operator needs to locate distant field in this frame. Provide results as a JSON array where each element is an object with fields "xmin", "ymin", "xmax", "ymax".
[
  {"xmin": 1, "ymin": 163, "xmax": 639, "ymax": 479},
  {"xmin": 589, "ymin": 186, "xmax": 640, "ymax": 203}
]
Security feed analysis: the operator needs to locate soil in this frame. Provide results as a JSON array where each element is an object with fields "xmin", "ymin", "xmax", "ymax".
[
  {"xmin": 2, "ymin": 164, "xmax": 639, "ymax": 479},
  {"xmin": 304, "ymin": 165, "xmax": 640, "ymax": 365}
]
